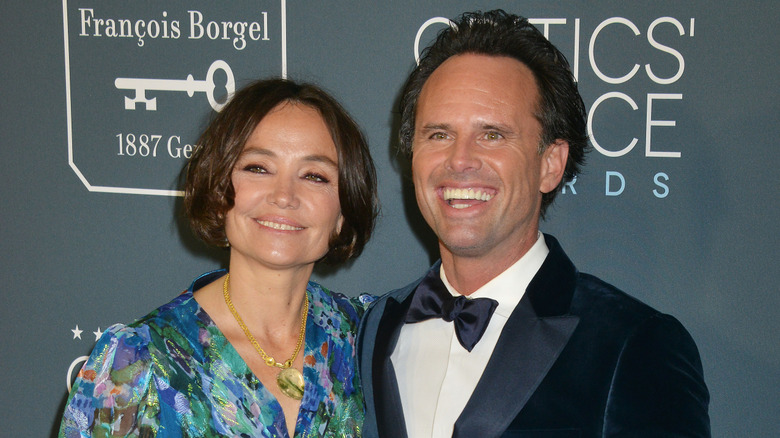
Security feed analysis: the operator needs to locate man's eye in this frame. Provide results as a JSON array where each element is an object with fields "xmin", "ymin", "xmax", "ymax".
[
  {"xmin": 430, "ymin": 132, "xmax": 448, "ymax": 140},
  {"xmin": 485, "ymin": 132, "xmax": 502, "ymax": 140}
]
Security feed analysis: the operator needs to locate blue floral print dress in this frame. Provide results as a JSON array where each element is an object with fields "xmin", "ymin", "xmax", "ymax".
[{"xmin": 59, "ymin": 270, "xmax": 370, "ymax": 437}]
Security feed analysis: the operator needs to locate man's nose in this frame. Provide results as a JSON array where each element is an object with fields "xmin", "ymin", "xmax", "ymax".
[{"xmin": 445, "ymin": 138, "xmax": 482, "ymax": 173}]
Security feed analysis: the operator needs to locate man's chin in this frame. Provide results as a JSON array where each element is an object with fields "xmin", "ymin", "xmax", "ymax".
[{"xmin": 439, "ymin": 237, "xmax": 493, "ymax": 259}]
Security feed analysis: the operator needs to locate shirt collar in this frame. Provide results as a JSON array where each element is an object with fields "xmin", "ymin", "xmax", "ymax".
[{"xmin": 439, "ymin": 232, "xmax": 549, "ymax": 318}]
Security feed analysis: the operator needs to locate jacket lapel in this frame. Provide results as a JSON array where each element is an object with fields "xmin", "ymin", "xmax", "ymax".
[
  {"xmin": 371, "ymin": 296, "xmax": 410, "ymax": 437},
  {"xmin": 360, "ymin": 269, "xmax": 428, "ymax": 438},
  {"xmin": 453, "ymin": 235, "xmax": 580, "ymax": 437}
]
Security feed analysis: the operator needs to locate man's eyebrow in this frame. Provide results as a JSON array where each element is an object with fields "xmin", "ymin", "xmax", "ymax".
[
  {"xmin": 419, "ymin": 122, "xmax": 514, "ymax": 133},
  {"xmin": 480, "ymin": 123, "xmax": 513, "ymax": 133},
  {"xmin": 419, "ymin": 123, "xmax": 452, "ymax": 131}
]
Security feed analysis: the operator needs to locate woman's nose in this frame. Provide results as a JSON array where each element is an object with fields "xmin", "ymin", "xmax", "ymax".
[{"xmin": 267, "ymin": 177, "xmax": 300, "ymax": 209}]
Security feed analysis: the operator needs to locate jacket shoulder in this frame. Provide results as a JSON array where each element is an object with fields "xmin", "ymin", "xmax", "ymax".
[
  {"xmin": 363, "ymin": 275, "xmax": 422, "ymax": 319},
  {"xmin": 573, "ymin": 272, "xmax": 662, "ymax": 321}
]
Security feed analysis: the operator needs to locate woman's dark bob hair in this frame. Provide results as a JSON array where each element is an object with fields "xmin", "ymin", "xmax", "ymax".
[{"xmin": 184, "ymin": 78, "xmax": 378, "ymax": 264}]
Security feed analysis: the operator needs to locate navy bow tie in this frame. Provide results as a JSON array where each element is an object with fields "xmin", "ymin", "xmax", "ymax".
[{"xmin": 405, "ymin": 270, "xmax": 498, "ymax": 352}]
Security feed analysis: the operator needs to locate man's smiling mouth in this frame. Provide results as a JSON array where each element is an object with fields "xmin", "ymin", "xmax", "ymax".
[{"xmin": 442, "ymin": 187, "xmax": 495, "ymax": 209}]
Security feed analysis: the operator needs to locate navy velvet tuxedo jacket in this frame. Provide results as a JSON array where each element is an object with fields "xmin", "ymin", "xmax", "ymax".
[{"xmin": 357, "ymin": 235, "xmax": 710, "ymax": 437}]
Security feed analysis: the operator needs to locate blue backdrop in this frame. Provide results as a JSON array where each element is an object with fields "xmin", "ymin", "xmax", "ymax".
[{"xmin": 1, "ymin": 1, "xmax": 777, "ymax": 436}]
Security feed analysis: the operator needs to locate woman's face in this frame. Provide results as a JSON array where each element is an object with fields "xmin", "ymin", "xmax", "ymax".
[{"xmin": 224, "ymin": 102, "xmax": 343, "ymax": 273}]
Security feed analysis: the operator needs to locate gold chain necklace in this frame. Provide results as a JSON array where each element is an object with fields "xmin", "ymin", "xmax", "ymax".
[{"xmin": 223, "ymin": 273, "xmax": 308, "ymax": 400}]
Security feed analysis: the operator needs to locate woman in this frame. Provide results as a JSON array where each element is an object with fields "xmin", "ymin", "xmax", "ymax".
[{"xmin": 59, "ymin": 79, "xmax": 378, "ymax": 437}]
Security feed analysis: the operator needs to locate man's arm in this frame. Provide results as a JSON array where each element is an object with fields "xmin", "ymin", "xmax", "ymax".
[{"xmin": 604, "ymin": 313, "xmax": 710, "ymax": 437}]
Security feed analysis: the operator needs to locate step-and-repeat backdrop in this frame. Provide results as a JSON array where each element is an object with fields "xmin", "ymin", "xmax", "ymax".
[{"xmin": 1, "ymin": 1, "xmax": 777, "ymax": 436}]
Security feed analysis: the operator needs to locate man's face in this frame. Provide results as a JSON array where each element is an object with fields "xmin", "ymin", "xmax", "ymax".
[{"xmin": 412, "ymin": 54, "xmax": 567, "ymax": 264}]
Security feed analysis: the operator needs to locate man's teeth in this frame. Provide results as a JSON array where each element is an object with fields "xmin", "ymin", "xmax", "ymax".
[
  {"xmin": 442, "ymin": 188, "xmax": 494, "ymax": 202},
  {"xmin": 257, "ymin": 220, "xmax": 303, "ymax": 231}
]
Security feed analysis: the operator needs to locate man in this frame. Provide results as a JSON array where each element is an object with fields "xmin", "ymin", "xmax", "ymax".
[{"xmin": 358, "ymin": 10, "xmax": 710, "ymax": 437}]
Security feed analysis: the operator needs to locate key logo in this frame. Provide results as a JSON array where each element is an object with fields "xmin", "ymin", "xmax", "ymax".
[{"xmin": 114, "ymin": 60, "xmax": 235, "ymax": 112}]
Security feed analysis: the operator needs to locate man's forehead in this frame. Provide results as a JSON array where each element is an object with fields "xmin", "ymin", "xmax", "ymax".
[
  {"xmin": 420, "ymin": 54, "xmax": 537, "ymax": 100},
  {"xmin": 416, "ymin": 54, "xmax": 540, "ymax": 120},
  {"xmin": 430, "ymin": 53, "xmax": 533, "ymax": 81}
]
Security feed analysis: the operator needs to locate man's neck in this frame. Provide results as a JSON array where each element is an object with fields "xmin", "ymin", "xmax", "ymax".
[{"xmin": 440, "ymin": 233, "xmax": 541, "ymax": 295}]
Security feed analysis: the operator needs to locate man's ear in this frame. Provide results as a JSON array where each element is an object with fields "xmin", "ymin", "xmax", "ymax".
[{"xmin": 539, "ymin": 140, "xmax": 569, "ymax": 194}]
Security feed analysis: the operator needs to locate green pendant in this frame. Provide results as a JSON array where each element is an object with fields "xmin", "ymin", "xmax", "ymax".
[{"xmin": 277, "ymin": 367, "xmax": 305, "ymax": 400}]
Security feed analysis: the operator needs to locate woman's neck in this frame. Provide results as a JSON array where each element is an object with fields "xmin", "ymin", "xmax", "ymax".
[{"xmin": 224, "ymin": 258, "xmax": 312, "ymax": 332}]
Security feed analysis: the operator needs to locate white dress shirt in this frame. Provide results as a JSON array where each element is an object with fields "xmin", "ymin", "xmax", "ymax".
[{"xmin": 391, "ymin": 233, "xmax": 549, "ymax": 437}]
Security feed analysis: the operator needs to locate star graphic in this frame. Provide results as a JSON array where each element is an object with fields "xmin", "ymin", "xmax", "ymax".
[
  {"xmin": 93, "ymin": 327, "xmax": 103, "ymax": 341},
  {"xmin": 71, "ymin": 325, "xmax": 83, "ymax": 340}
]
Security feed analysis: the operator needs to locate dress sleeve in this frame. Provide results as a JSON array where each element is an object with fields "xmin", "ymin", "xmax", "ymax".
[
  {"xmin": 350, "ymin": 294, "xmax": 378, "ymax": 317},
  {"xmin": 59, "ymin": 324, "xmax": 160, "ymax": 438}
]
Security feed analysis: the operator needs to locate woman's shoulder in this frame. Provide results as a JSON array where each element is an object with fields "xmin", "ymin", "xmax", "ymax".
[
  {"xmin": 71, "ymin": 290, "xmax": 203, "ymax": 399},
  {"xmin": 85, "ymin": 321, "xmax": 156, "ymax": 374},
  {"xmin": 70, "ymin": 309, "xmax": 175, "ymax": 393},
  {"xmin": 128, "ymin": 289, "xmax": 199, "ymax": 331},
  {"xmin": 123, "ymin": 270, "xmax": 223, "ymax": 338},
  {"xmin": 60, "ymin": 272, "xmax": 223, "ymax": 436}
]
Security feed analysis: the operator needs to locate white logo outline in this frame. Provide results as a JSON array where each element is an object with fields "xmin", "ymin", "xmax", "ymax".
[{"xmin": 62, "ymin": 0, "xmax": 288, "ymax": 197}]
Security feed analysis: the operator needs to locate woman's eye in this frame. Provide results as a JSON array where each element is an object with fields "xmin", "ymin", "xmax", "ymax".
[
  {"xmin": 244, "ymin": 165, "xmax": 267, "ymax": 174},
  {"xmin": 303, "ymin": 173, "xmax": 330, "ymax": 183}
]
